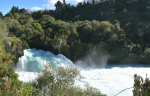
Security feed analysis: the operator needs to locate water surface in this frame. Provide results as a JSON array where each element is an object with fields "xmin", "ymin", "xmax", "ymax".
[{"xmin": 15, "ymin": 48, "xmax": 150, "ymax": 96}]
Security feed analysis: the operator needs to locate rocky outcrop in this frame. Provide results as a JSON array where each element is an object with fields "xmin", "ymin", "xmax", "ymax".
[
  {"xmin": 2, "ymin": 37, "xmax": 24, "ymax": 65},
  {"xmin": 50, "ymin": 39, "xmax": 62, "ymax": 53}
]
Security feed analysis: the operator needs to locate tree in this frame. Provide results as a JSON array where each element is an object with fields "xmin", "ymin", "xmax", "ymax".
[
  {"xmin": 11, "ymin": 6, "xmax": 16, "ymax": 15},
  {"xmin": 133, "ymin": 74, "xmax": 150, "ymax": 96},
  {"xmin": 55, "ymin": 1, "xmax": 63, "ymax": 11},
  {"xmin": 32, "ymin": 63, "xmax": 81, "ymax": 96},
  {"xmin": 26, "ymin": 17, "xmax": 34, "ymax": 23},
  {"xmin": 76, "ymin": 2, "xmax": 83, "ymax": 7},
  {"xmin": 87, "ymin": 1, "xmax": 90, "ymax": 5},
  {"xmin": 63, "ymin": 0, "xmax": 66, "ymax": 7},
  {"xmin": 19, "ymin": 8, "xmax": 27, "ymax": 14},
  {"xmin": 16, "ymin": 6, "xmax": 19, "ymax": 13},
  {"xmin": 25, "ymin": 28, "xmax": 33, "ymax": 36},
  {"xmin": 39, "ymin": 15, "xmax": 55, "ymax": 23},
  {"xmin": 45, "ymin": 28, "xmax": 53, "ymax": 36},
  {"xmin": 0, "ymin": 63, "xmax": 35, "ymax": 96},
  {"xmin": 32, "ymin": 63, "xmax": 106, "ymax": 96},
  {"xmin": 87, "ymin": 0, "xmax": 92, "ymax": 3},
  {"xmin": 0, "ymin": 11, "xmax": 3, "ymax": 17},
  {"xmin": 83, "ymin": 1, "xmax": 86, "ymax": 5},
  {"xmin": 92, "ymin": 0, "xmax": 95, "ymax": 4}
]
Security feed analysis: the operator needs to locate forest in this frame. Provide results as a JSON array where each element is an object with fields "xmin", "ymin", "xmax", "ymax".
[
  {"xmin": 0, "ymin": 0, "xmax": 150, "ymax": 95},
  {"xmin": 1, "ymin": 0, "xmax": 150, "ymax": 64}
]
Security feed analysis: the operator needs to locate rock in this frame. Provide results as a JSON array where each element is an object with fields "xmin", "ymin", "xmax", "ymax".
[
  {"xmin": 2, "ymin": 37, "xmax": 24, "ymax": 64},
  {"xmin": 50, "ymin": 39, "xmax": 62, "ymax": 53}
]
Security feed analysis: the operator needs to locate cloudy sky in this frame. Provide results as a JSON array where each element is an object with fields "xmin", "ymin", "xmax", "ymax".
[{"xmin": 0, "ymin": 0, "xmax": 84, "ymax": 15}]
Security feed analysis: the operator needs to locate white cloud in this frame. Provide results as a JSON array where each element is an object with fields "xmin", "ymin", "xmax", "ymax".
[
  {"xmin": 47, "ymin": 4, "xmax": 50, "ymax": 7},
  {"xmin": 68, "ymin": 0, "xmax": 84, "ymax": 2},
  {"xmin": 47, "ymin": 0, "xmax": 58, "ymax": 4},
  {"xmin": 30, "ymin": 6, "xmax": 42, "ymax": 11},
  {"xmin": 67, "ymin": 0, "xmax": 84, "ymax": 2},
  {"xmin": 43, "ymin": 4, "xmax": 50, "ymax": 7},
  {"xmin": 43, "ymin": 4, "xmax": 46, "ymax": 6},
  {"xmin": 47, "ymin": 0, "xmax": 84, "ymax": 4},
  {"xmin": 43, "ymin": 0, "xmax": 84, "ymax": 10}
]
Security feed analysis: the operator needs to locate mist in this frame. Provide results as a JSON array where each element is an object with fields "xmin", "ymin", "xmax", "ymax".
[{"xmin": 75, "ymin": 48, "xmax": 110, "ymax": 69}]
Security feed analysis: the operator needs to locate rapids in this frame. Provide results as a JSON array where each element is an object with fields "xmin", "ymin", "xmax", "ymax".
[{"xmin": 15, "ymin": 48, "xmax": 150, "ymax": 96}]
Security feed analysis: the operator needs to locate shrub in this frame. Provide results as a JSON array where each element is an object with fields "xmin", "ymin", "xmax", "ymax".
[
  {"xmin": 0, "ymin": 63, "xmax": 35, "ymax": 96},
  {"xmin": 32, "ymin": 63, "xmax": 106, "ymax": 96},
  {"xmin": 133, "ymin": 74, "xmax": 150, "ymax": 96}
]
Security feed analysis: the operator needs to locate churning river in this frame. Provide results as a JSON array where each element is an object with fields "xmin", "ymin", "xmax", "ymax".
[{"xmin": 15, "ymin": 48, "xmax": 150, "ymax": 96}]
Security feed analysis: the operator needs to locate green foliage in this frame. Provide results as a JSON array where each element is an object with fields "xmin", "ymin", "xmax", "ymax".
[
  {"xmin": 21, "ymin": 39, "xmax": 30, "ymax": 49},
  {"xmin": 70, "ymin": 40, "xmax": 94, "ymax": 62},
  {"xmin": 133, "ymin": 74, "xmax": 150, "ymax": 96},
  {"xmin": 3, "ymin": 0, "xmax": 150, "ymax": 64},
  {"xmin": 102, "ymin": 43, "xmax": 111, "ymax": 52},
  {"xmin": 0, "ymin": 11, "xmax": 3, "ymax": 17},
  {"xmin": 32, "ymin": 63, "xmax": 106, "ymax": 96},
  {"xmin": 61, "ymin": 43, "xmax": 70, "ymax": 59},
  {"xmin": 33, "ymin": 63, "xmax": 81, "ymax": 95},
  {"xmin": 0, "ymin": 63, "xmax": 36, "ymax": 96},
  {"xmin": 20, "ymin": 28, "xmax": 25, "ymax": 34},
  {"xmin": 2, "ymin": 1, "xmax": 150, "ymax": 95},
  {"xmin": 55, "ymin": 1, "xmax": 63, "ymax": 11},
  {"xmin": 11, "ymin": 6, "xmax": 16, "ymax": 15},
  {"xmin": 18, "ymin": 82, "xmax": 36, "ymax": 96},
  {"xmin": 119, "ymin": 34, "xmax": 126, "ymax": 39},
  {"xmin": 0, "ymin": 19, "xmax": 8, "ymax": 63},
  {"xmin": 39, "ymin": 15, "xmax": 55, "ymax": 23}
]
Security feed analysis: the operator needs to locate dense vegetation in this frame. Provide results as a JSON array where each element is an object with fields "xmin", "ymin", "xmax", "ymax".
[
  {"xmin": 0, "ymin": 62, "xmax": 107, "ymax": 96},
  {"xmin": 0, "ymin": 63, "xmax": 35, "ymax": 96},
  {"xmin": 1, "ymin": 0, "xmax": 150, "ymax": 95},
  {"xmin": 1, "ymin": 0, "xmax": 150, "ymax": 64},
  {"xmin": 133, "ymin": 74, "xmax": 150, "ymax": 96}
]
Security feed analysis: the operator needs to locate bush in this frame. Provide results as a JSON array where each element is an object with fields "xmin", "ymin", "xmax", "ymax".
[
  {"xmin": 21, "ymin": 39, "xmax": 30, "ymax": 49},
  {"xmin": 32, "ymin": 63, "xmax": 106, "ymax": 96},
  {"xmin": 133, "ymin": 74, "xmax": 150, "ymax": 96},
  {"xmin": 0, "ymin": 63, "xmax": 35, "ymax": 96}
]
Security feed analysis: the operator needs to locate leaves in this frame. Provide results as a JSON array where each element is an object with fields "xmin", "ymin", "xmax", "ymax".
[
  {"xmin": 133, "ymin": 74, "xmax": 150, "ymax": 96},
  {"xmin": 32, "ymin": 63, "xmax": 106, "ymax": 96}
]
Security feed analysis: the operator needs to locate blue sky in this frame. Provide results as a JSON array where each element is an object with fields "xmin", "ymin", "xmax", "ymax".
[{"xmin": 0, "ymin": 0, "xmax": 84, "ymax": 16}]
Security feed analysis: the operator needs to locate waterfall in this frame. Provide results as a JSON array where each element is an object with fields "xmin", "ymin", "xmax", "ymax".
[{"xmin": 15, "ymin": 48, "xmax": 150, "ymax": 96}]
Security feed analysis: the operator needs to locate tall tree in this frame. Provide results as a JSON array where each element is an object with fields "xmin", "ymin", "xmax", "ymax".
[
  {"xmin": 16, "ymin": 6, "xmax": 19, "ymax": 13},
  {"xmin": 87, "ymin": 1, "xmax": 90, "ymax": 4},
  {"xmin": 87, "ymin": 0, "xmax": 92, "ymax": 3},
  {"xmin": 0, "ymin": 11, "xmax": 3, "ymax": 17},
  {"xmin": 83, "ymin": 1, "xmax": 86, "ymax": 5},
  {"xmin": 92, "ymin": 0, "xmax": 95, "ymax": 4},
  {"xmin": 11, "ymin": 6, "xmax": 16, "ymax": 15},
  {"xmin": 55, "ymin": 1, "xmax": 63, "ymax": 11},
  {"xmin": 63, "ymin": 0, "xmax": 66, "ymax": 7}
]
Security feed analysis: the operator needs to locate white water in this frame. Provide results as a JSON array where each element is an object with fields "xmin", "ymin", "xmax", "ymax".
[{"xmin": 15, "ymin": 48, "xmax": 150, "ymax": 96}]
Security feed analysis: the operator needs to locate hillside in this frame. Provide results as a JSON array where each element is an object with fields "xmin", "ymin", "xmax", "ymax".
[{"xmin": 1, "ymin": 0, "xmax": 150, "ymax": 64}]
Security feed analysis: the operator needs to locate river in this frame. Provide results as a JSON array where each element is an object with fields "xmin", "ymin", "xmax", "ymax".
[{"xmin": 15, "ymin": 48, "xmax": 150, "ymax": 96}]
